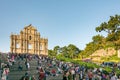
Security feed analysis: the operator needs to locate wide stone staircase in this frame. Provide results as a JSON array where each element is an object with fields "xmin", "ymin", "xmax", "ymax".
[{"xmin": 8, "ymin": 59, "xmax": 63, "ymax": 80}]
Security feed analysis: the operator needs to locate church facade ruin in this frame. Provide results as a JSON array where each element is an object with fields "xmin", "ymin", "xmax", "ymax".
[{"xmin": 10, "ymin": 24, "xmax": 48, "ymax": 55}]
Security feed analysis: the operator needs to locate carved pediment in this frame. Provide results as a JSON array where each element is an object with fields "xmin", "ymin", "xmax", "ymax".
[{"xmin": 24, "ymin": 24, "xmax": 37, "ymax": 31}]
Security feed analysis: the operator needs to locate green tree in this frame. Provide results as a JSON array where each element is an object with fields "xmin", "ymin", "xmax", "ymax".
[
  {"xmin": 48, "ymin": 50, "xmax": 56, "ymax": 56},
  {"xmin": 67, "ymin": 44, "xmax": 80, "ymax": 58},
  {"xmin": 96, "ymin": 15, "xmax": 120, "ymax": 57},
  {"xmin": 53, "ymin": 46, "xmax": 60, "ymax": 54},
  {"xmin": 60, "ymin": 46, "xmax": 68, "ymax": 57},
  {"xmin": 49, "ymin": 44, "xmax": 81, "ymax": 59},
  {"xmin": 92, "ymin": 35, "xmax": 105, "ymax": 50},
  {"xmin": 80, "ymin": 35, "xmax": 105, "ymax": 58}
]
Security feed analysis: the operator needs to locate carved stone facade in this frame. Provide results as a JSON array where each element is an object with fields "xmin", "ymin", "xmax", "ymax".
[{"xmin": 10, "ymin": 24, "xmax": 48, "ymax": 55}]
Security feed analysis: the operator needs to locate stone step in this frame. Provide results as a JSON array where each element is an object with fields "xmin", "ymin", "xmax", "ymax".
[{"xmin": 8, "ymin": 59, "xmax": 63, "ymax": 80}]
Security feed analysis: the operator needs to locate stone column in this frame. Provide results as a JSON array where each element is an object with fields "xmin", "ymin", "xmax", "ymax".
[
  {"xmin": 14, "ymin": 37, "xmax": 16, "ymax": 53},
  {"xmin": 34, "ymin": 31, "xmax": 35, "ymax": 54},
  {"xmin": 43, "ymin": 41, "xmax": 45, "ymax": 55},
  {"xmin": 38, "ymin": 40, "xmax": 40, "ymax": 55},
  {"xmin": 46, "ymin": 41, "xmax": 48, "ymax": 55},
  {"xmin": 25, "ymin": 40, "xmax": 27, "ymax": 53},
  {"xmin": 10, "ymin": 35, "xmax": 13, "ymax": 53},
  {"xmin": 26, "ymin": 29, "xmax": 28, "ymax": 53},
  {"xmin": 20, "ymin": 35, "xmax": 22, "ymax": 53},
  {"xmin": 38, "ymin": 34, "xmax": 40, "ymax": 55}
]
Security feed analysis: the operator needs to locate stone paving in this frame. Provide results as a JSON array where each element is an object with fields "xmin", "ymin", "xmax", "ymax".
[{"xmin": 8, "ymin": 59, "xmax": 63, "ymax": 80}]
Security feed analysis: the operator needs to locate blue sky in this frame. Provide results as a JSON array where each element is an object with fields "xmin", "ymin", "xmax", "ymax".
[{"xmin": 0, "ymin": 0, "xmax": 120, "ymax": 52}]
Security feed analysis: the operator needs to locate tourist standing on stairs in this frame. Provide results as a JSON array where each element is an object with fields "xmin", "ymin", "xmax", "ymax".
[
  {"xmin": 26, "ymin": 62, "xmax": 30, "ymax": 71},
  {"xmin": 38, "ymin": 67, "xmax": 45, "ymax": 80},
  {"xmin": 1, "ymin": 68, "xmax": 9, "ymax": 80},
  {"xmin": 25, "ymin": 58, "xmax": 30, "ymax": 71},
  {"xmin": 18, "ymin": 61, "xmax": 23, "ymax": 71},
  {"xmin": 25, "ymin": 58, "xmax": 28, "ymax": 68},
  {"xmin": 38, "ymin": 59, "xmax": 41, "ymax": 66},
  {"xmin": 63, "ymin": 71, "xmax": 68, "ymax": 80}
]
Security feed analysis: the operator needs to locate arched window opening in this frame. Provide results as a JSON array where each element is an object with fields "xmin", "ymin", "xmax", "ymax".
[
  {"xmin": 28, "ymin": 44, "xmax": 32, "ymax": 49},
  {"xmin": 29, "ymin": 36, "xmax": 32, "ymax": 40},
  {"xmin": 16, "ymin": 43, "xmax": 19, "ymax": 48},
  {"xmin": 40, "ymin": 44, "xmax": 42, "ymax": 50}
]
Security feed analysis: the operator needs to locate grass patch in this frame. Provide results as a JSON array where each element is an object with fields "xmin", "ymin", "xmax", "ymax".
[{"xmin": 55, "ymin": 55, "xmax": 120, "ymax": 75}]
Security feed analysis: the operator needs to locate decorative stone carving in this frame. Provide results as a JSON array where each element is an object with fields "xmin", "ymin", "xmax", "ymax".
[{"xmin": 10, "ymin": 24, "xmax": 48, "ymax": 55}]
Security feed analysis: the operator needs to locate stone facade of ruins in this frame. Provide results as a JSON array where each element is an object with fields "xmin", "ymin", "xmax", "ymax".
[{"xmin": 10, "ymin": 24, "xmax": 48, "ymax": 55}]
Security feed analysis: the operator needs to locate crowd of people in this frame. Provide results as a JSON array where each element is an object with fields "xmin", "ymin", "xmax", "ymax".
[{"xmin": 0, "ymin": 52, "xmax": 120, "ymax": 80}]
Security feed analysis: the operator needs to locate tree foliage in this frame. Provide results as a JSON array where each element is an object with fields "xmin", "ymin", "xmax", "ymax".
[
  {"xmin": 79, "ymin": 15, "xmax": 120, "ymax": 58},
  {"xmin": 48, "ymin": 44, "xmax": 81, "ymax": 59},
  {"xmin": 49, "ymin": 14, "xmax": 120, "ymax": 60},
  {"xmin": 96, "ymin": 15, "xmax": 120, "ymax": 50}
]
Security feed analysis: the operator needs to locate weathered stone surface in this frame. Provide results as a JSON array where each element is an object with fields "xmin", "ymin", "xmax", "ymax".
[{"xmin": 10, "ymin": 24, "xmax": 48, "ymax": 55}]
